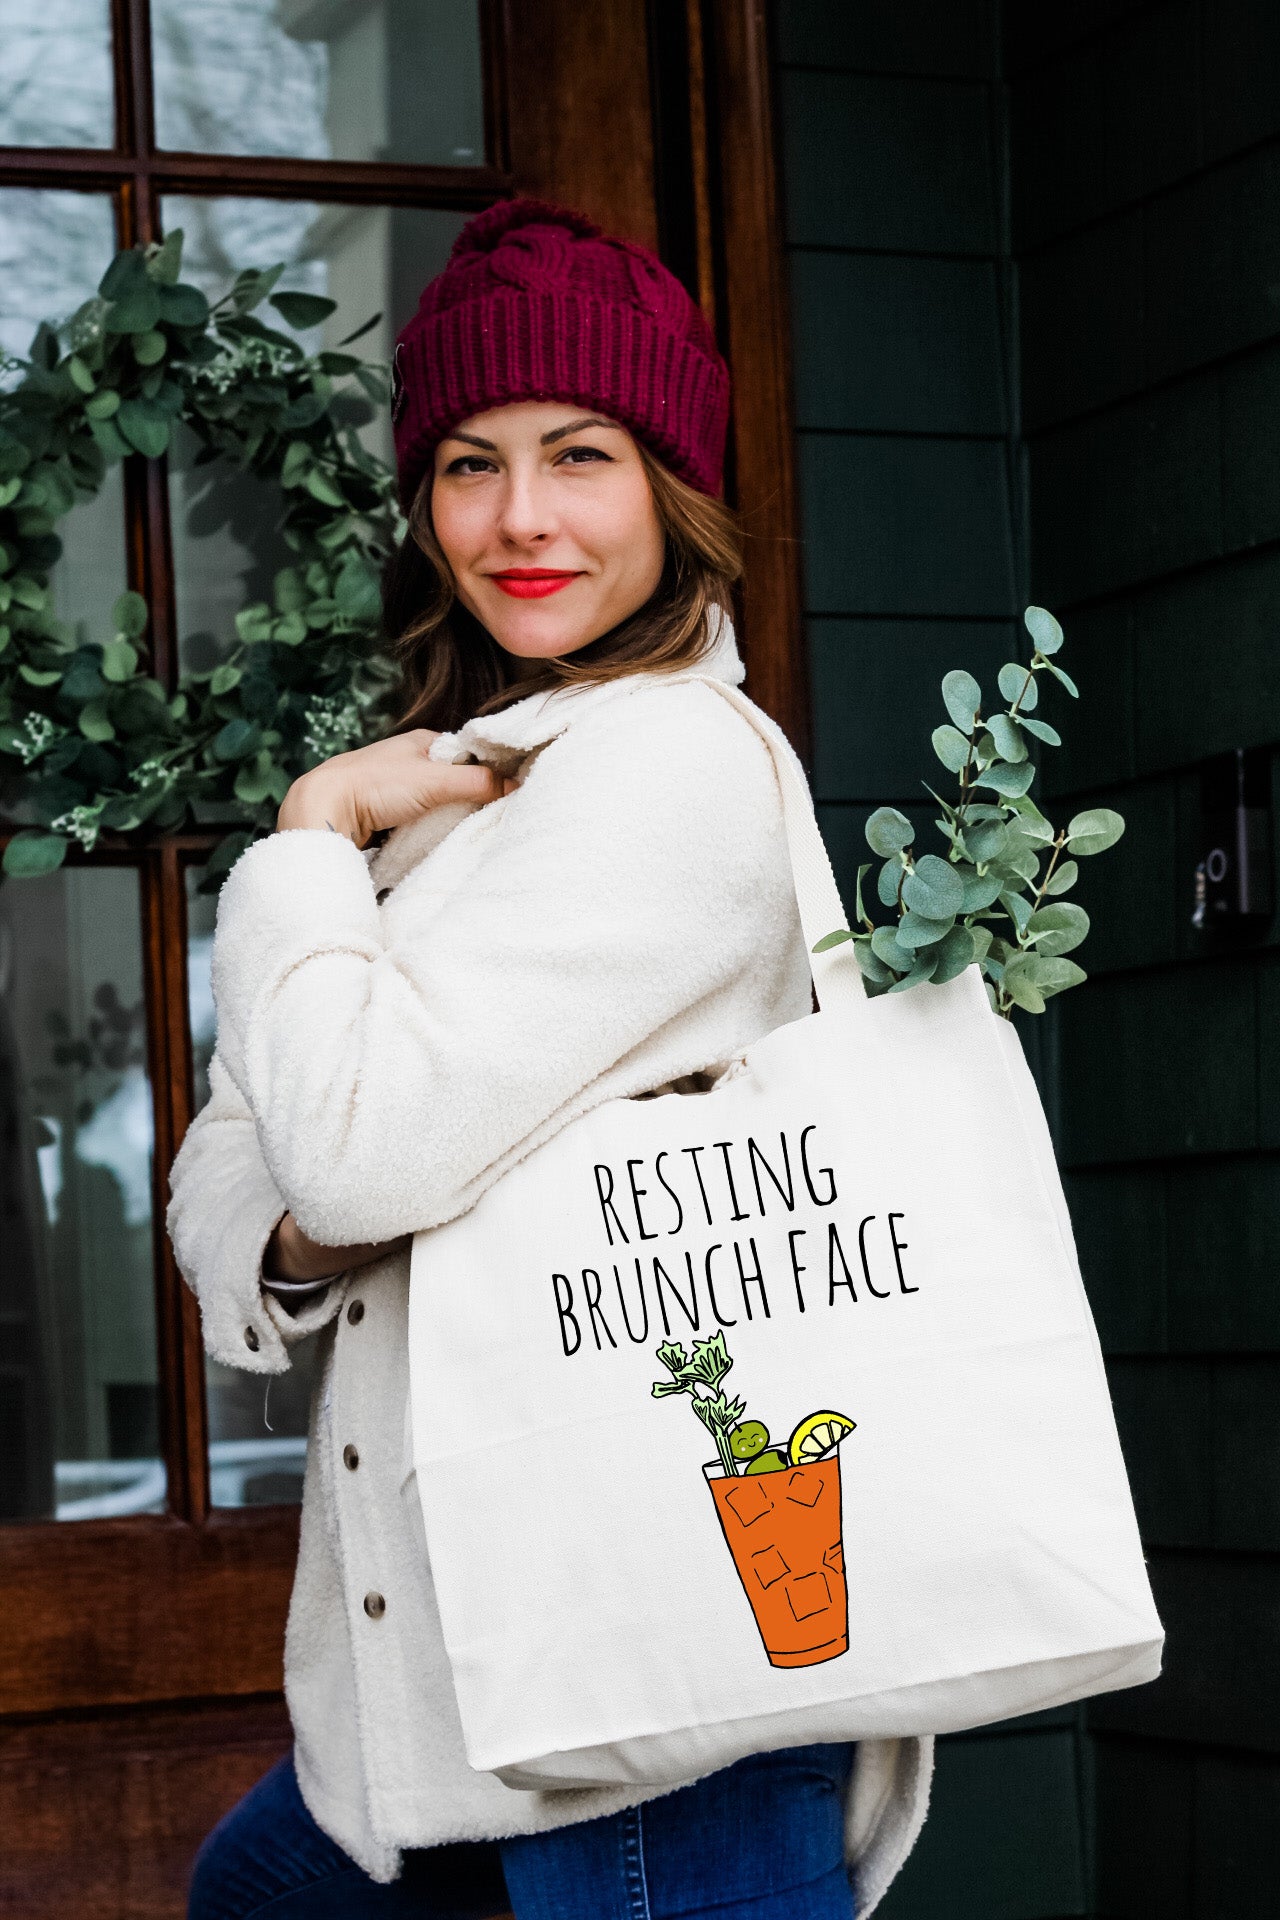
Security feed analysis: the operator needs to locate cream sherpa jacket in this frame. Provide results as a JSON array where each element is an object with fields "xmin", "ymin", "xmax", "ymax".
[{"xmin": 165, "ymin": 612, "xmax": 933, "ymax": 1911}]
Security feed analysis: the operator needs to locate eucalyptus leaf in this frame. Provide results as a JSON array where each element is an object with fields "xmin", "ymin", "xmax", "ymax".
[
  {"xmin": 116, "ymin": 399, "xmax": 170, "ymax": 457},
  {"xmin": 898, "ymin": 908, "xmax": 955, "ymax": 949},
  {"xmin": 967, "ymin": 924, "xmax": 994, "ymax": 966},
  {"xmin": 1032, "ymin": 956, "xmax": 1087, "ymax": 998},
  {"xmin": 966, "ymin": 819, "xmax": 1008, "ymax": 864},
  {"xmin": 865, "ymin": 806, "xmax": 915, "ymax": 857},
  {"xmin": 1024, "ymin": 605, "xmax": 1064, "ymax": 655},
  {"xmin": 960, "ymin": 869, "xmax": 1003, "ymax": 911},
  {"xmin": 1067, "ymin": 806, "xmax": 1125, "ymax": 856},
  {"xmin": 876, "ymin": 858, "xmax": 903, "ymax": 908},
  {"xmin": 78, "ymin": 699, "xmax": 115, "ymax": 741},
  {"xmin": 336, "ymin": 311, "xmax": 384, "ymax": 348},
  {"xmin": 305, "ymin": 467, "xmax": 345, "ymax": 508},
  {"xmin": 100, "ymin": 638, "xmax": 138, "ymax": 682},
  {"xmin": 281, "ymin": 441, "xmax": 313, "ymax": 488},
  {"xmin": 942, "ymin": 669, "xmax": 982, "ymax": 732},
  {"xmin": 1019, "ymin": 715, "xmax": 1061, "ymax": 746},
  {"xmin": 99, "ymin": 249, "xmax": 149, "ymax": 301},
  {"xmin": 157, "ymin": 283, "xmax": 210, "ymax": 327},
  {"xmin": 1043, "ymin": 658, "xmax": 1079, "ymax": 697},
  {"xmin": 888, "ymin": 949, "xmax": 940, "ymax": 993},
  {"xmin": 133, "ymin": 330, "xmax": 167, "ymax": 366},
  {"xmin": 147, "ymin": 230, "xmax": 183, "ymax": 286},
  {"xmin": 1044, "ymin": 858, "xmax": 1079, "ymax": 895},
  {"xmin": 2, "ymin": 829, "xmax": 68, "ymax": 877},
  {"xmin": 853, "ymin": 860, "xmax": 871, "ymax": 927},
  {"xmin": 812, "ymin": 928, "xmax": 855, "ymax": 951},
  {"xmin": 113, "ymin": 590, "xmax": 148, "ymax": 638},
  {"xmin": 931, "ymin": 923, "xmax": 975, "ymax": 984},
  {"xmin": 235, "ymin": 604, "xmax": 273, "ymax": 645},
  {"xmin": 997, "ymin": 668, "xmax": 1036, "ymax": 714},
  {"xmin": 854, "ymin": 940, "xmax": 895, "ymax": 987},
  {"xmin": 104, "ymin": 286, "xmax": 161, "ymax": 335},
  {"xmin": 931, "ymin": 723, "xmax": 971, "ymax": 772},
  {"xmin": 1027, "ymin": 901, "xmax": 1090, "ymax": 956},
  {"xmin": 1007, "ymin": 797, "xmax": 1056, "ymax": 842},
  {"xmin": 213, "ymin": 717, "xmax": 262, "ymax": 761},
  {"xmin": 1002, "ymin": 955, "xmax": 1046, "ymax": 1014},
  {"xmin": 1001, "ymin": 889, "xmax": 1033, "ymax": 935},
  {"xmin": 272, "ymin": 290, "xmax": 339, "ymax": 331},
  {"xmin": 234, "ymin": 750, "xmax": 280, "ymax": 804},
  {"xmin": 901, "ymin": 852, "xmax": 964, "ymax": 919},
  {"xmin": 985, "ymin": 712, "xmax": 1027, "ymax": 763},
  {"xmin": 273, "ymin": 566, "xmax": 306, "ymax": 614},
  {"xmin": 88, "ymin": 416, "xmax": 129, "ymax": 461},
  {"xmin": 334, "ymin": 552, "xmax": 381, "ymax": 622},
  {"xmin": 871, "ymin": 924, "xmax": 914, "ymax": 973},
  {"xmin": 973, "ymin": 760, "xmax": 1036, "ymax": 798},
  {"xmin": 1000, "ymin": 844, "xmax": 1041, "ymax": 886}
]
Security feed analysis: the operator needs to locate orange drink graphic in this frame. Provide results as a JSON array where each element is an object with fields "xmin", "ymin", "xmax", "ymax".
[
  {"xmin": 652, "ymin": 1331, "xmax": 854, "ymax": 1669},
  {"xmin": 705, "ymin": 1456, "xmax": 848, "ymax": 1667}
]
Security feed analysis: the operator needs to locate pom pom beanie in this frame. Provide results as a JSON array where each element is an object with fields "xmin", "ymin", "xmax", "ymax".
[{"xmin": 391, "ymin": 198, "xmax": 730, "ymax": 506}]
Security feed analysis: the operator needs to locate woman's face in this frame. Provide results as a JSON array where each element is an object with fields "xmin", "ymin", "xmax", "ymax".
[{"xmin": 430, "ymin": 400, "xmax": 666, "ymax": 671}]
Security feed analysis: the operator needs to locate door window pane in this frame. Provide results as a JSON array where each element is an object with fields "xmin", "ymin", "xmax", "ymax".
[
  {"xmin": 0, "ymin": 191, "xmax": 126, "ymax": 827},
  {"xmin": 162, "ymin": 195, "xmax": 464, "ymax": 676},
  {"xmin": 185, "ymin": 863, "xmax": 318, "ymax": 1508},
  {"xmin": 152, "ymin": 0, "xmax": 484, "ymax": 166},
  {"xmin": 0, "ymin": 0, "xmax": 114, "ymax": 150},
  {"xmin": 0, "ymin": 189, "xmax": 117, "ymax": 373},
  {"xmin": 0, "ymin": 865, "xmax": 166, "ymax": 1521}
]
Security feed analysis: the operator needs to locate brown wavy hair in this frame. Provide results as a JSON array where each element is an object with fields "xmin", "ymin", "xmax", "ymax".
[{"xmin": 381, "ymin": 441, "xmax": 744, "ymax": 737}]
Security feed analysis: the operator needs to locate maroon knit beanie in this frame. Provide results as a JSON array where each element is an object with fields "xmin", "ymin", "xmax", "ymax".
[{"xmin": 391, "ymin": 198, "xmax": 730, "ymax": 507}]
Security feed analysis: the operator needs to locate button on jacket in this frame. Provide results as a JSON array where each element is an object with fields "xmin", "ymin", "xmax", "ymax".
[{"xmin": 165, "ymin": 613, "xmax": 933, "ymax": 1911}]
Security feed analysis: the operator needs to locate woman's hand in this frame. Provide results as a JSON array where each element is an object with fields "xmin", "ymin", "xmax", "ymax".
[
  {"xmin": 277, "ymin": 729, "xmax": 516, "ymax": 847},
  {"xmin": 263, "ymin": 1211, "xmax": 412, "ymax": 1284}
]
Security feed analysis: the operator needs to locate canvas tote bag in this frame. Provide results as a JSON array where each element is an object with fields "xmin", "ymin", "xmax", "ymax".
[{"xmin": 408, "ymin": 673, "xmax": 1163, "ymax": 1791}]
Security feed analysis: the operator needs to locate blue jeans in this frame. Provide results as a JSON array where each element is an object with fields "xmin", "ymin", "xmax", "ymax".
[{"xmin": 189, "ymin": 1744, "xmax": 856, "ymax": 1919}]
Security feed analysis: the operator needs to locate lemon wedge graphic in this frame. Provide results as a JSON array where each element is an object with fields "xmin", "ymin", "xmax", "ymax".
[{"xmin": 787, "ymin": 1410, "xmax": 856, "ymax": 1465}]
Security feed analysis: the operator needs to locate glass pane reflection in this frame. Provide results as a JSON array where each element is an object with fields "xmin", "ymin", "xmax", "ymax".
[
  {"xmin": 185, "ymin": 863, "xmax": 318, "ymax": 1507},
  {"xmin": 152, "ymin": 0, "xmax": 484, "ymax": 167},
  {"xmin": 0, "ymin": 0, "xmax": 114, "ymax": 150},
  {"xmin": 163, "ymin": 196, "xmax": 464, "ymax": 675},
  {"xmin": 0, "ymin": 865, "xmax": 166, "ymax": 1521},
  {"xmin": 0, "ymin": 189, "xmax": 117, "ymax": 374},
  {"xmin": 0, "ymin": 191, "xmax": 127, "ymax": 827}
]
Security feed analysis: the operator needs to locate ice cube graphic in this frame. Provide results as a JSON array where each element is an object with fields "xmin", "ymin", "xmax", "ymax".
[
  {"xmin": 749, "ymin": 1544, "xmax": 789, "ymax": 1590},
  {"xmin": 784, "ymin": 1569, "xmax": 832, "ymax": 1622},
  {"xmin": 723, "ymin": 1477, "xmax": 774, "ymax": 1528},
  {"xmin": 784, "ymin": 1470, "xmax": 823, "ymax": 1508}
]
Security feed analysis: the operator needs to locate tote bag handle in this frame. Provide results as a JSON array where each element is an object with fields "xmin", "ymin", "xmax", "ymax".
[{"xmin": 684, "ymin": 674, "xmax": 867, "ymax": 1016}]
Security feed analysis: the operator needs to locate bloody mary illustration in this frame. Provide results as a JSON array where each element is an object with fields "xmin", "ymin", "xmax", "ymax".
[{"xmin": 652, "ymin": 1332, "xmax": 855, "ymax": 1668}]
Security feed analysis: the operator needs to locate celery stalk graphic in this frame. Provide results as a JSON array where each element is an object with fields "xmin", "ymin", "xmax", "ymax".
[{"xmin": 651, "ymin": 1331, "xmax": 746, "ymax": 1477}]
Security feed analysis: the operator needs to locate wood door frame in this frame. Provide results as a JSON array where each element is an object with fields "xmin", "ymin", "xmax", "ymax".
[{"xmin": 0, "ymin": 6, "xmax": 802, "ymax": 1904}]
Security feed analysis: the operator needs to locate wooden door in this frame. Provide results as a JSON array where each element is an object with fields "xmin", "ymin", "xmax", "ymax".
[{"xmin": 0, "ymin": 3, "xmax": 799, "ymax": 1911}]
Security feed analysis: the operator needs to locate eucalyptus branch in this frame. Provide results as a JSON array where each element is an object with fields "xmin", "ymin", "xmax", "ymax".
[{"xmin": 812, "ymin": 607, "xmax": 1125, "ymax": 1019}]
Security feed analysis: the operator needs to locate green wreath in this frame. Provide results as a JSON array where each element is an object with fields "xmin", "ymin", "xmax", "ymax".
[{"xmin": 0, "ymin": 228, "xmax": 403, "ymax": 887}]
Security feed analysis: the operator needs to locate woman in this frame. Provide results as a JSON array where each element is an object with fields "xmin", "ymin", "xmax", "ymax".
[{"xmin": 169, "ymin": 199, "xmax": 932, "ymax": 1920}]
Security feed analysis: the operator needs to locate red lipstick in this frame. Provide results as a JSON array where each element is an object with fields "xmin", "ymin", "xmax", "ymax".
[{"xmin": 488, "ymin": 569, "xmax": 582, "ymax": 599}]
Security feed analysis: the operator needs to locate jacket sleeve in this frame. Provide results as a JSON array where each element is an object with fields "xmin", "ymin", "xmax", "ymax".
[
  {"xmin": 165, "ymin": 1047, "xmax": 348, "ymax": 1372},
  {"xmin": 207, "ymin": 679, "xmax": 799, "ymax": 1248}
]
